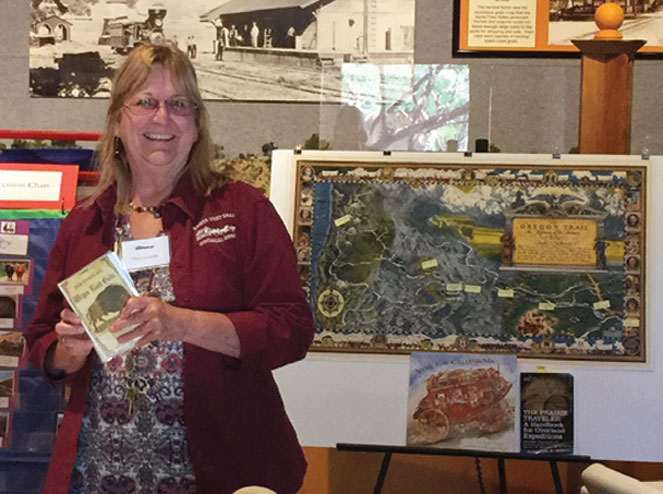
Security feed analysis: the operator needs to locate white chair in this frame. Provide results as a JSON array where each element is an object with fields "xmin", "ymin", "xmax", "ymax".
[
  {"xmin": 232, "ymin": 486, "xmax": 278, "ymax": 494},
  {"xmin": 581, "ymin": 463, "xmax": 663, "ymax": 494}
]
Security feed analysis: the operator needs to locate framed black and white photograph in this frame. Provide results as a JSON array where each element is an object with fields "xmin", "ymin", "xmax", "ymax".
[{"xmin": 30, "ymin": 0, "xmax": 416, "ymax": 101}]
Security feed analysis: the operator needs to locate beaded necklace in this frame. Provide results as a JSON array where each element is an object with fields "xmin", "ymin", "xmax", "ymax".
[{"xmin": 128, "ymin": 201, "xmax": 163, "ymax": 218}]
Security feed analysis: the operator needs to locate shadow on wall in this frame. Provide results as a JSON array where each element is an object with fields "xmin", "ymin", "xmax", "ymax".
[{"xmin": 330, "ymin": 105, "xmax": 368, "ymax": 151}]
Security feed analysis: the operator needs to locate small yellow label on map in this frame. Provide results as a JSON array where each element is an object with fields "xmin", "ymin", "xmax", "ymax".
[
  {"xmin": 421, "ymin": 259, "xmax": 438, "ymax": 270},
  {"xmin": 537, "ymin": 366, "xmax": 546, "ymax": 373},
  {"xmin": 334, "ymin": 215, "xmax": 352, "ymax": 227},
  {"xmin": 464, "ymin": 284, "xmax": 481, "ymax": 293},
  {"xmin": 497, "ymin": 288, "xmax": 515, "ymax": 298},
  {"xmin": 593, "ymin": 300, "xmax": 611, "ymax": 310},
  {"xmin": 538, "ymin": 302, "xmax": 555, "ymax": 311},
  {"xmin": 446, "ymin": 283, "xmax": 463, "ymax": 292},
  {"xmin": 624, "ymin": 317, "xmax": 640, "ymax": 327}
]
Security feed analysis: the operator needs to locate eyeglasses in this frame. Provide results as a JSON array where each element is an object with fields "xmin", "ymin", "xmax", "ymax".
[{"xmin": 124, "ymin": 96, "xmax": 198, "ymax": 117}]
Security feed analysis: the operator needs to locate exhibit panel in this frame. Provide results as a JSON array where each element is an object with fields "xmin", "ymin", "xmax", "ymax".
[
  {"xmin": 272, "ymin": 150, "xmax": 663, "ymax": 462},
  {"xmin": 0, "ymin": 152, "xmax": 95, "ymax": 493}
]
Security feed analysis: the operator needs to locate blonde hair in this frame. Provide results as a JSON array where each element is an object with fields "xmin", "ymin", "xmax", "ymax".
[{"xmin": 90, "ymin": 43, "xmax": 227, "ymax": 211}]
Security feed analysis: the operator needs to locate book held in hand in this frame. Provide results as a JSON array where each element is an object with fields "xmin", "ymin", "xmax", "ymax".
[
  {"xmin": 520, "ymin": 372, "xmax": 574, "ymax": 454},
  {"xmin": 58, "ymin": 251, "xmax": 140, "ymax": 363}
]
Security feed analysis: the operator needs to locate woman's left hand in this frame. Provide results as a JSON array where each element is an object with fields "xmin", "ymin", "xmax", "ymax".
[
  {"xmin": 109, "ymin": 296, "xmax": 241, "ymax": 357},
  {"xmin": 109, "ymin": 296, "xmax": 184, "ymax": 347}
]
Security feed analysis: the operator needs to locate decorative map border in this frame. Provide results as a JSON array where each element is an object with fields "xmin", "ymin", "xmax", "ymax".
[{"xmin": 293, "ymin": 158, "xmax": 647, "ymax": 361}]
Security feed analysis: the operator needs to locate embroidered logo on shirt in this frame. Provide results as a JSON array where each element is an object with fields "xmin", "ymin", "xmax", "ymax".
[{"xmin": 194, "ymin": 213, "xmax": 237, "ymax": 246}]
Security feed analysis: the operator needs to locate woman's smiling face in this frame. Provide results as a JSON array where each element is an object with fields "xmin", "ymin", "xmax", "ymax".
[{"xmin": 115, "ymin": 63, "xmax": 198, "ymax": 179}]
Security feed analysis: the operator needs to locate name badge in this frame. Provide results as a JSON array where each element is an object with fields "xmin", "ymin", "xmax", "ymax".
[{"xmin": 121, "ymin": 236, "xmax": 171, "ymax": 272}]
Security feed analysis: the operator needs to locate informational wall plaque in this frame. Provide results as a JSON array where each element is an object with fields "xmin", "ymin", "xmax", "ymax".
[
  {"xmin": 455, "ymin": 0, "xmax": 663, "ymax": 55},
  {"xmin": 467, "ymin": 0, "xmax": 536, "ymax": 48},
  {"xmin": 292, "ymin": 156, "xmax": 647, "ymax": 361}
]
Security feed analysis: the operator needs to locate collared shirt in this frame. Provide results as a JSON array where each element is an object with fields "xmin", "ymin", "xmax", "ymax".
[{"xmin": 25, "ymin": 175, "xmax": 314, "ymax": 494}]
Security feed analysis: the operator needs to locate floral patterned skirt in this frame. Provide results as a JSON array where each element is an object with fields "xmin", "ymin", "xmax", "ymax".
[{"xmin": 68, "ymin": 341, "xmax": 196, "ymax": 494}]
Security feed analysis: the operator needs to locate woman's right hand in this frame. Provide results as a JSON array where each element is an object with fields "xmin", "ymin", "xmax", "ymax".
[{"xmin": 47, "ymin": 309, "xmax": 94, "ymax": 376}]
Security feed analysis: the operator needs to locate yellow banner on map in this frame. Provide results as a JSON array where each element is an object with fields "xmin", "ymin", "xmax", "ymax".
[{"xmin": 512, "ymin": 217, "xmax": 597, "ymax": 266}]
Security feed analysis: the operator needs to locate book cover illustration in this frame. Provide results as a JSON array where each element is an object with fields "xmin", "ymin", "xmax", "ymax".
[
  {"xmin": 520, "ymin": 372, "xmax": 574, "ymax": 454},
  {"xmin": 58, "ymin": 251, "xmax": 140, "ymax": 363},
  {"xmin": 407, "ymin": 352, "xmax": 518, "ymax": 452}
]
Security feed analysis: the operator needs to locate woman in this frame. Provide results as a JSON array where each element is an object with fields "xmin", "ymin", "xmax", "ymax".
[{"xmin": 25, "ymin": 43, "xmax": 314, "ymax": 494}]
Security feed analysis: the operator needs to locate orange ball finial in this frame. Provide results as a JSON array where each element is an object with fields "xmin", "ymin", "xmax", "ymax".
[{"xmin": 594, "ymin": 2, "xmax": 624, "ymax": 39}]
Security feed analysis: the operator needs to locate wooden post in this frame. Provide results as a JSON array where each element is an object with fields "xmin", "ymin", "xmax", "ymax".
[{"xmin": 572, "ymin": 39, "xmax": 645, "ymax": 154}]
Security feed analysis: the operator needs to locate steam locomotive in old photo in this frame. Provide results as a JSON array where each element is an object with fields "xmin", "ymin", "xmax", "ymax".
[{"xmin": 98, "ymin": 5, "xmax": 167, "ymax": 54}]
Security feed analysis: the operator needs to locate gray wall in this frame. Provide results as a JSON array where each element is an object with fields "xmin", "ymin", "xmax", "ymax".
[{"xmin": 1, "ymin": 0, "xmax": 661, "ymax": 156}]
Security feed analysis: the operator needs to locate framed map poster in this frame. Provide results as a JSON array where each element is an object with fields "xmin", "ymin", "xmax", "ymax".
[
  {"xmin": 454, "ymin": 0, "xmax": 663, "ymax": 56},
  {"xmin": 291, "ymin": 154, "xmax": 647, "ymax": 361}
]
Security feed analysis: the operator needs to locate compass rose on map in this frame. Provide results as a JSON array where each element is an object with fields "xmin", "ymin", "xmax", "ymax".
[{"xmin": 317, "ymin": 289, "xmax": 344, "ymax": 318}]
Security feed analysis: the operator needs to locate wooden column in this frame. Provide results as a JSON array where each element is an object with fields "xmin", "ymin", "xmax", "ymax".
[{"xmin": 572, "ymin": 39, "xmax": 645, "ymax": 154}]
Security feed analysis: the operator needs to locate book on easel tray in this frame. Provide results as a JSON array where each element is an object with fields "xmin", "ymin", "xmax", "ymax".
[
  {"xmin": 520, "ymin": 372, "xmax": 574, "ymax": 455},
  {"xmin": 407, "ymin": 352, "xmax": 518, "ymax": 452},
  {"xmin": 58, "ymin": 251, "xmax": 140, "ymax": 363}
]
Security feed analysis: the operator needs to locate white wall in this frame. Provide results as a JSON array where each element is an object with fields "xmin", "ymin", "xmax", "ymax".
[{"xmin": 271, "ymin": 150, "xmax": 663, "ymax": 462}]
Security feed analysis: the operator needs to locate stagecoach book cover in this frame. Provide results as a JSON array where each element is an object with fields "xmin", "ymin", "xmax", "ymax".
[
  {"xmin": 520, "ymin": 372, "xmax": 574, "ymax": 454},
  {"xmin": 58, "ymin": 251, "xmax": 140, "ymax": 363},
  {"xmin": 407, "ymin": 352, "xmax": 518, "ymax": 452}
]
